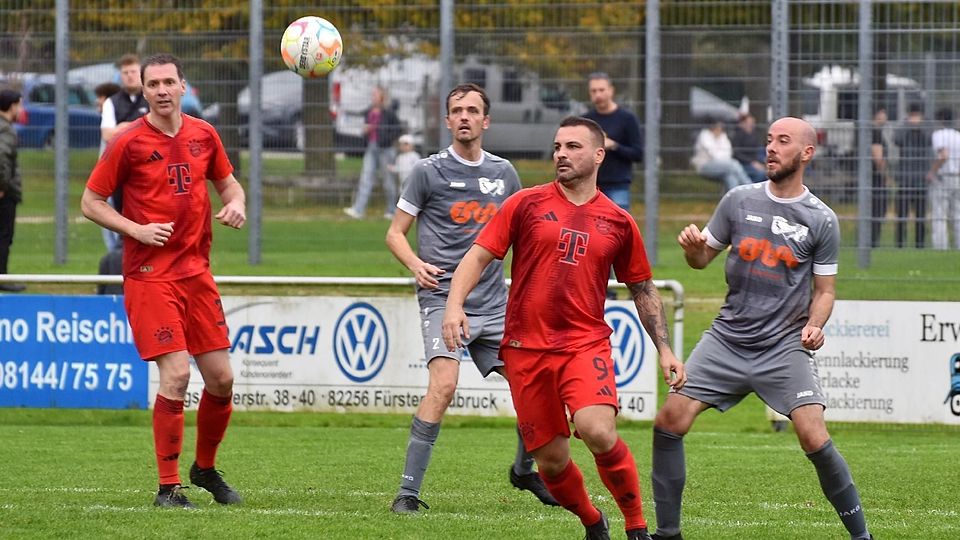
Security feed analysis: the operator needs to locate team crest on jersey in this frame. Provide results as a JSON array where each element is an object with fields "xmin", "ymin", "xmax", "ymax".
[
  {"xmin": 594, "ymin": 216, "xmax": 612, "ymax": 235},
  {"xmin": 187, "ymin": 138, "xmax": 204, "ymax": 157},
  {"xmin": 771, "ymin": 216, "xmax": 808, "ymax": 242},
  {"xmin": 478, "ymin": 177, "xmax": 505, "ymax": 196}
]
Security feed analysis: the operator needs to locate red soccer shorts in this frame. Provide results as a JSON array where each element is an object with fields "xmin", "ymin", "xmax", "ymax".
[
  {"xmin": 502, "ymin": 339, "xmax": 620, "ymax": 452},
  {"xmin": 123, "ymin": 271, "xmax": 230, "ymax": 361}
]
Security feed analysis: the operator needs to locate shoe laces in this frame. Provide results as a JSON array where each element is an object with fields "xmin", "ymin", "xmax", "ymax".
[
  {"xmin": 197, "ymin": 468, "xmax": 230, "ymax": 489},
  {"xmin": 163, "ymin": 485, "xmax": 191, "ymax": 503},
  {"xmin": 399, "ymin": 495, "xmax": 429, "ymax": 510}
]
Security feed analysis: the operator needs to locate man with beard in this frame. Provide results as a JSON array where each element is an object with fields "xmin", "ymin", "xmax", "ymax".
[
  {"xmin": 385, "ymin": 83, "xmax": 558, "ymax": 513},
  {"xmin": 442, "ymin": 116, "xmax": 685, "ymax": 540},
  {"xmin": 649, "ymin": 117, "xmax": 873, "ymax": 540}
]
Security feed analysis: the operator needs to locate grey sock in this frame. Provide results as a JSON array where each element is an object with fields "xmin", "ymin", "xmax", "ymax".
[
  {"xmin": 806, "ymin": 439, "xmax": 870, "ymax": 540},
  {"xmin": 397, "ymin": 416, "xmax": 441, "ymax": 498},
  {"xmin": 512, "ymin": 425, "xmax": 536, "ymax": 475},
  {"xmin": 651, "ymin": 427, "xmax": 685, "ymax": 537}
]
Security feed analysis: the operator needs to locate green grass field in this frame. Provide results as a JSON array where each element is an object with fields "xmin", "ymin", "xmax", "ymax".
[
  {"xmin": 4, "ymin": 149, "xmax": 959, "ymax": 538},
  {"xmin": 1, "ymin": 406, "xmax": 957, "ymax": 539}
]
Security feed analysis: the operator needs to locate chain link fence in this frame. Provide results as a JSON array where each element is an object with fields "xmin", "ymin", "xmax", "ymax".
[{"xmin": 1, "ymin": 1, "xmax": 959, "ymax": 264}]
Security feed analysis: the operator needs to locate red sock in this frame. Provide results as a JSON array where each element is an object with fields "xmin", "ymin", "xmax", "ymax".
[
  {"xmin": 153, "ymin": 394, "xmax": 184, "ymax": 485},
  {"xmin": 594, "ymin": 438, "xmax": 646, "ymax": 530},
  {"xmin": 540, "ymin": 460, "xmax": 602, "ymax": 526},
  {"xmin": 195, "ymin": 388, "xmax": 233, "ymax": 469}
]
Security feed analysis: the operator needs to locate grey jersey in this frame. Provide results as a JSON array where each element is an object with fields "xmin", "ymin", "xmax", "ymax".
[
  {"xmin": 397, "ymin": 146, "xmax": 521, "ymax": 314},
  {"xmin": 703, "ymin": 182, "xmax": 840, "ymax": 349}
]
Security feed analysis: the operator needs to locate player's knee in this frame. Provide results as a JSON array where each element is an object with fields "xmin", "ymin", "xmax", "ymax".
[
  {"xmin": 653, "ymin": 405, "xmax": 692, "ymax": 436},
  {"xmin": 205, "ymin": 373, "xmax": 234, "ymax": 396},
  {"xmin": 427, "ymin": 378, "xmax": 457, "ymax": 406},
  {"xmin": 578, "ymin": 424, "xmax": 618, "ymax": 454}
]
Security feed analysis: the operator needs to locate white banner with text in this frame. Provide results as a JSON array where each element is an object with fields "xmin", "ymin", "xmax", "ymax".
[{"xmin": 149, "ymin": 296, "xmax": 659, "ymax": 419}]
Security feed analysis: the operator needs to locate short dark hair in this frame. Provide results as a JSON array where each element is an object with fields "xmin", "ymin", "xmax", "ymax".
[
  {"xmin": 935, "ymin": 107, "xmax": 953, "ymax": 123},
  {"xmin": 908, "ymin": 102, "xmax": 924, "ymax": 115},
  {"xmin": 587, "ymin": 71, "xmax": 612, "ymax": 85},
  {"xmin": 446, "ymin": 83, "xmax": 490, "ymax": 116},
  {"xmin": 94, "ymin": 82, "xmax": 121, "ymax": 99},
  {"xmin": 117, "ymin": 53, "xmax": 140, "ymax": 68},
  {"xmin": 140, "ymin": 53, "xmax": 184, "ymax": 83},
  {"xmin": 0, "ymin": 88, "xmax": 22, "ymax": 112},
  {"xmin": 559, "ymin": 116, "xmax": 605, "ymax": 148}
]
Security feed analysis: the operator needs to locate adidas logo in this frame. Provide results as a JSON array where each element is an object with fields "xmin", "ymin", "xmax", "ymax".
[
  {"xmin": 147, "ymin": 150, "xmax": 163, "ymax": 162},
  {"xmin": 541, "ymin": 211, "xmax": 558, "ymax": 222},
  {"xmin": 596, "ymin": 385, "xmax": 614, "ymax": 397}
]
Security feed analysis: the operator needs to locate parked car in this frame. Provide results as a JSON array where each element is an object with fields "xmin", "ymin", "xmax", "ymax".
[
  {"xmin": 1, "ymin": 74, "xmax": 102, "ymax": 149},
  {"xmin": 68, "ymin": 62, "xmax": 204, "ymax": 118}
]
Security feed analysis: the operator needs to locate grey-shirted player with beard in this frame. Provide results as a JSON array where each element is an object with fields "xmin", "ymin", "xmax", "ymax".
[
  {"xmin": 650, "ymin": 117, "xmax": 873, "ymax": 540},
  {"xmin": 385, "ymin": 83, "xmax": 559, "ymax": 513}
]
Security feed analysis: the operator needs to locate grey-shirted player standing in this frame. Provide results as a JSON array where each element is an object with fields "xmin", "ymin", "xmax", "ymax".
[
  {"xmin": 385, "ymin": 83, "xmax": 559, "ymax": 513},
  {"xmin": 650, "ymin": 117, "xmax": 872, "ymax": 540}
]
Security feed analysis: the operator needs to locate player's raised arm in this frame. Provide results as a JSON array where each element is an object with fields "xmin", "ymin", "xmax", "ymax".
[
  {"xmin": 626, "ymin": 279, "xmax": 686, "ymax": 389},
  {"xmin": 441, "ymin": 244, "xmax": 496, "ymax": 351},
  {"xmin": 677, "ymin": 223, "xmax": 722, "ymax": 269}
]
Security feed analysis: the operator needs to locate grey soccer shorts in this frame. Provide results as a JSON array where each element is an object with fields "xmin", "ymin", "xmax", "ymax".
[
  {"xmin": 676, "ymin": 329, "xmax": 826, "ymax": 416},
  {"xmin": 419, "ymin": 306, "xmax": 505, "ymax": 377}
]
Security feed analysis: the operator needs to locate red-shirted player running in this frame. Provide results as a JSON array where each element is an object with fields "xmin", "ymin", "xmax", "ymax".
[
  {"xmin": 442, "ymin": 116, "xmax": 686, "ymax": 540},
  {"xmin": 81, "ymin": 53, "xmax": 246, "ymax": 509}
]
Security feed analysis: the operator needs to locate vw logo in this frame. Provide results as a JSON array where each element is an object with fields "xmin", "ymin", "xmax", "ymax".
[
  {"xmin": 605, "ymin": 306, "xmax": 646, "ymax": 388},
  {"xmin": 333, "ymin": 302, "xmax": 389, "ymax": 382}
]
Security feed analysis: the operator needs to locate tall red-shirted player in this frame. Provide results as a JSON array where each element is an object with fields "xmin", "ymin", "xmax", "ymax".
[
  {"xmin": 81, "ymin": 53, "xmax": 246, "ymax": 509},
  {"xmin": 442, "ymin": 116, "xmax": 686, "ymax": 540}
]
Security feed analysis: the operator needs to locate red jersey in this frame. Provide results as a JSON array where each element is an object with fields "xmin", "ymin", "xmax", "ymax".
[
  {"xmin": 87, "ymin": 114, "xmax": 234, "ymax": 282},
  {"xmin": 476, "ymin": 181, "xmax": 652, "ymax": 351}
]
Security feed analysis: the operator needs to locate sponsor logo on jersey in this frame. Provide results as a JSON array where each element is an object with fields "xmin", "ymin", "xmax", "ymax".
[
  {"xmin": 167, "ymin": 163, "xmax": 192, "ymax": 195},
  {"xmin": 746, "ymin": 214, "xmax": 763, "ymax": 223},
  {"xmin": 737, "ymin": 236, "xmax": 799, "ymax": 269},
  {"xmin": 478, "ymin": 177, "xmax": 505, "ymax": 195},
  {"xmin": 771, "ymin": 215, "xmax": 809, "ymax": 242},
  {"xmin": 796, "ymin": 390, "xmax": 814, "ymax": 398},
  {"xmin": 333, "ymin": 302, "xmax": 388, "ymax": 383},
  {"xmin": 558, "ymin": 228, "xmax": 589, "ymax": 265},
  {"xmin": 449, "ymin": 200, "xmax": 498, "ymax": 224},
  {"xmin": 605, "ymin": 306, "xmax": 646, "ymax": 388},
  {"xmin": 146, "ymin": 150, "xmax": 163, "ymax": 163},
  {"xmin": 540, "ymin": 211, "xmax": 558, "ymax": 222},
  {"xmin": 449, "ymin": 181, "xmax": 467, "ymax": 189}
]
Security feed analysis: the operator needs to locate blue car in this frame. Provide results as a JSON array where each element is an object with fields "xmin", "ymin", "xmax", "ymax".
[
  {"xmin": 68, "ymin": 62, "xmax": 204, "ymax": 119},
  {"xmin": 946, "ymin": 353, "xmax": 960, "ymax": 416},
  {"xmin": 3, "ymin": 75, "xmax": 102, "ymax": 149}
]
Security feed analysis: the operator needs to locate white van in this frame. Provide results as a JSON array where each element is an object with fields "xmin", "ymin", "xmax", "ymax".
[
  {"xmin": 331, "ymin": 56, "xmax": 585, "ymax": 157},
  {"xmin": 800, "ymin": 64, "xmax": 923, "ymax": 158}
]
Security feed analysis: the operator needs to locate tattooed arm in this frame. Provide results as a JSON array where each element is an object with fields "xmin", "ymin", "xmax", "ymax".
[{"xmin": 627, "ymin": 280, "xmax": 686, "ymax": 389}]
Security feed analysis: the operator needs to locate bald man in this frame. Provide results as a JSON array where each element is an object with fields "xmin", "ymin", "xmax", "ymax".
[{"xmin": 649, "ymin": 118, "xmax": 873, "ymax": 540}]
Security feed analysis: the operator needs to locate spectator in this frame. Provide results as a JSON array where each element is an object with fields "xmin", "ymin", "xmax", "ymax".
[
  {"xmin": 94, "ymin": 82, "xmax": 121, "ymax": 115},
  {"xmin": 0, "ymin": 89, "xmax": 25, "ymax": 293},
  {"xmin": 391, "ymin": 133, "xmax": 421, "ymax": 192},
  {"xmin": 928, "ymin": 108, "xmax": 960, "ymax": 250},
  {"xmin": 893, "ymin": 103, "xmax": 931, "ymax": 248},
  {"xmin": 100, "ymin": 54, "xmax": 148, "ymax": 252},
  {"xmin": 869, "ymin": 107, "xmax": 896, "ymax": 247},
  {"xmin": 730, "ymin": 113, "xmax": 767, "ymax": 183},
  {"xmin": 582, "ymin": 71, "xmax": 643, "ymax": 211},
  {"xmin": 691, "ymin": 118, "xmax": 752, "ymax": 192},
  {"xmin": 344, "ymin": 86, "xmax": 403, "ymax": 219}
]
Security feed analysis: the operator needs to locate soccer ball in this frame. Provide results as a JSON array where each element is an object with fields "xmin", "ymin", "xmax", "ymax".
[{"xmin": 280, "ymin": 16, "xmax": 343, "ymax": 78}]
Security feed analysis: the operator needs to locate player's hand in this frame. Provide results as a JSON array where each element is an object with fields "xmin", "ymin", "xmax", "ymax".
[
  {"xmin": 411, "ymin": 261, "xmax": 445, "ymax": 289},
  {"xmin": 658, "ymin": 351, "xmax": 686, "ymax": 390},
  {"xmin": 441, "ymin": 306, "xmax": 469, "ymax": 351},
  {"xmin": 677, "ymin": 224, "xmax": 707, "ymax": 254},
  {"xmin": 216, "ymin": 201, "xmax": 246, "ymax": 229},
  {"xmin": 134, "ymin": 221, "xmax": 174, "ymax": 247},
  {"xmin": 801, "ymin": 325, "xmax": 825, "ymax": 351}
]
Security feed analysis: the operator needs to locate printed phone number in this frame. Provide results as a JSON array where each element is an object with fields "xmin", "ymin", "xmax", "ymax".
[{"xmin": 1, "ymin": 361, "xmax": 134, "ymax": 392}]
